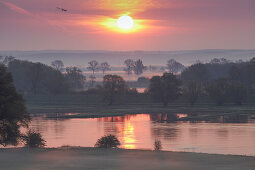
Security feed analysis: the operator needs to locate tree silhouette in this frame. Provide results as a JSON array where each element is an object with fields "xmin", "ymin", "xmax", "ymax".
[
  {"xmin": 0, "ymin": 64, "xmax": 30, "ymax": 146},
  {"xmin": 133, "ymin": 59, "xmax": 146, "ymax": 76},
  {"xmin": 100, "ymin": 62, "xmax": 111, "ymax": 75},
  {"xmin": 205, "ymin": 78, "xmax": 229, "ymax": 105},
  {"xmin": 184, "ymin": 81, "xmax": 201, "ymax": 106},
  {"xmin": 87, "ymin": 60, "xmax": 99, "ymax": 75},
  {"xmin": 89, "ymin": 75, "xmax": 96, "ymax": 87},
  {"xmin": 229, "ymin": 82, "xmax": 248, "ymax": 105},
  {"xmin": 149, "ymin": 73, "xmax": 182, "ymax": 107},
  {"xmin": 65, "ymin": 67, "xmax": 86, "ymax": 90},
  {"xmin": 27, "ymin": 62, "xmax": 44, "ymax": 95},
  {"xmin": 167, "ymin": 59, "xmax": 185, "ymax": 73},
  {"xmin": 51, "ymin": 60, "xmax": 64, "ymax": 71},
  {"xmin": 102, "ymin": 75, "xmax": 126, "ymax": 105},
  {"xmin": 181, "ymin": 63, "xmax": 210, "ymax": 85},
  {"xmin": 123, "ymin": 59, "xmax": 134, "ymax": 75}
]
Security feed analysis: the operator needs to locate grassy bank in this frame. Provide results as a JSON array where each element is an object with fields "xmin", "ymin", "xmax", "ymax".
[
  {"xmin": 0, "ymin": 147, "xmax": 254, "ymax": 170},
  {"xmin": 25, "ymin": 95, "xmax": 255, "ymax": 117}
]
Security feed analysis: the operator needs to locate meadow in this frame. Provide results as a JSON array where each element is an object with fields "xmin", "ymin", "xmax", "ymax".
[
  {"xmin": 25, "ymin": 94, "xmax": 255, "ymax": 118},
  {"xmin": 1, "ymin": 147, "xmax": 254, "ymax": 170}
]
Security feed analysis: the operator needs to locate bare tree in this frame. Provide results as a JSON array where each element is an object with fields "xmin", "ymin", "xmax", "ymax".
[
  {"xmin": 51, "ymin": 60, "xmax": 64, "ymax": 71},
  {"xmin": 167, "ymin": 59, "xmax": 185, "ymax": 73},
  {"xmin": 89, "ymin": 75, "xmax": 96, "ymax": 87},
  {"xmin": 100, "ymin": 62, "xmax": 111, "ymax": 75},
  {"xmin": 87, "ymin": 60, "xmax": 99, "ymax": 75},
  {"xmin": 123, "ymin": 59, "xmax": 134, "ymax": 75},
  {"xmin": 133, "ymin": 59, "xmax": 146, "ymax": 76}
]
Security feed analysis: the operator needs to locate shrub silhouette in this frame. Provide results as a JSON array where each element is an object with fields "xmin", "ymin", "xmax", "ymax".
[
  {"xmin": 95, "ymin": 134, "xmax": 120, "ymax": 148},
  {"xmin": 154, "ymin": 139, "xmax": 162, "ymax": 151},
  {"xmin": 22, "ymin": 130, "xmax": 46, "ymax": 148}
]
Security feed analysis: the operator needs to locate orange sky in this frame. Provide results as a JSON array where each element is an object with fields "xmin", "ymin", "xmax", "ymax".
[{"xmin": 1, "ymin": 0, "xmax": 255, "ymax": 50}]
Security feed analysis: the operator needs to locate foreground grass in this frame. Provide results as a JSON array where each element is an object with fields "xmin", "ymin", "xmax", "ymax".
[
  {"xmin": 0, "ymin": 147, "xmax": 254, "ymax": 170},
  {"xmin": 25, "ymin": 95, "xmax": 255, "ymax": 118}
]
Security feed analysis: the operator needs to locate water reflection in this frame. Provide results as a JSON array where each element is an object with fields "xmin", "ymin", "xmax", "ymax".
[
  {"xmin": 150, "ymin": 113, "xmax": 187, "ymax": 122},
  {"xmin": 24, "ymin": 113, "xmax": 255, "ymax": 156}
]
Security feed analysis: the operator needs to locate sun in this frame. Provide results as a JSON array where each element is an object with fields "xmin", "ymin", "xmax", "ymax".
[{"xmin": 117, "ymin": 16, "xmax": 134, "ymax": 30}]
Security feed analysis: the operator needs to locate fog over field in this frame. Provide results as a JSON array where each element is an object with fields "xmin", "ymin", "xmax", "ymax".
[{"xmin": 1, "ymin": 49, "xmax": 254, "ymax": 67}]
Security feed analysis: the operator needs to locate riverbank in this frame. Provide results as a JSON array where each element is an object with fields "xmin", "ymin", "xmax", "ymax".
[
  {"xmin": 1, "ymin": 147, "xmax": 254, "ymax": 170},
  {"xmin": 25, "ymin": 95, "xmax": 255, "ymax": 117}
]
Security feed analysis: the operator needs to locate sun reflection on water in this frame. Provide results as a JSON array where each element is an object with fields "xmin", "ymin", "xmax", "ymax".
[{"xmin": 122, "ymin": 122, "xmax": 136, "ymax": 149}]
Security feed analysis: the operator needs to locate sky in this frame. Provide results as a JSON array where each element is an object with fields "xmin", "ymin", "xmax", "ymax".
[{"xmin": 1, "ymin": 0, "xmax": 255, "ymax": 51}]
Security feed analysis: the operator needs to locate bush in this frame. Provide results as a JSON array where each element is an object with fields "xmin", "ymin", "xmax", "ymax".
[
  {"xmin": 154, "ymin": 139, "xmax": 162, "ymax": 151},
  {"xmin": 22, "ymin": 130, "xmax": 46, "ymax": 148},
  {"xmin": 95, "ymin": 134, "xmax": 120, "ymax": 148}
]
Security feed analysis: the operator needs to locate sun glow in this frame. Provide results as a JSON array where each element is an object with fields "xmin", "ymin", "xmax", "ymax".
[
  {"xmin": 101, "ymin": 14, "xmax": 145, "ymax": 33},
  {"xmin": 117, "ymin": 16, "xmax": 134, "ymax": 30}
]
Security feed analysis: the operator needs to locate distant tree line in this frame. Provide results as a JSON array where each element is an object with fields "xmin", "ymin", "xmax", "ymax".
[
  {"xmin": 2, "ymin": 56, "xmax": 255, "ymax": 106},
  {"xmin": 7, "ymin": 59, "xmax": 85, "ymax": 95},
  {"xmin": 96, "ymin": 57, "xmax": 255, "ymax": 106}
]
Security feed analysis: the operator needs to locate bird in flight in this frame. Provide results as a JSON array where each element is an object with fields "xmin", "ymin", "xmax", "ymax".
[{"xmin": 56, "ymin": 7, "xmax": 67, "ymax": 12}]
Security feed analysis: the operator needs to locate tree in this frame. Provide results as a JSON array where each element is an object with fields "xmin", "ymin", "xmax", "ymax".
[
  {"xmin": 181, "ymin": 63, "xmax": 210, "ymax": 85},
  {"xmin": 8, "ymin": 59, "xmax": 68, "ymax": 95},
  {"xmin": 89, "ymin": 75, "xmax": 96, "ymax": 87},
  {"xmin": 123, "ymin": 59, "xmax": 134, "ymax": 75},
  {"xmin": 205, "ymin": 78, "xmax": 230, "ymax": 105},
  {"xmin": 229, "ymin": 82, "xmax": 248, "ymax": 105},
  {"xmin": 0, "ymin": 64, "xmax": 30, "ymax": 146},
  {"xmin": 27, "ymin": 62, "xmax": 44, "ymax": 95},
  {"xmin": 51, "ymin": 60, "xmax": 64, "ymax": 71},
  {"xmin": 100, "ymin": 62, "xmax": 111, "ymax": 75},
  {"xmin": 166, "ymin": 59, "xmax": 185, "ymax": 73},
  {"xmin": 210, "ymin": 58, "xmax": 230, "ymax": 64},
  {"xmin": 87, "ymin": 60, "xmax": 99, "ymax": 75},
  {"xmin": 133, "ymin": 59, "xmax": 146, "ymax": 76},
  {"xmin": 251, "ymin": 57, "xmax": 255, "ymax": 63},
  {"xmin": 184, "ymin": 81, "xmax": 201, "ymax": 106},
  {"xmin": 228, "ymin": 59, "xmax": 255, "ymax": 86},
  {"xmin": 149, "ymin": 73, "xmax": 182, "ymax": 106},
  {"xmin": 1, "ymin": 56, "xmax": 15, "ymax": 65},
  {"xmin": 137, "ymin": 76, "xmax": 150, "ymax": 84},
  {"xmin": 95, "ymin": 134, "xmax": 120, "ymax": 148},
  {"xmin": 65, "ymin": 67, "xmax": 86, "ymax": 90},
  {"xmin": 44, "ymin": 68, "xmax": 69, "ymax": 95},
  {"xmin": 102, "ymin": 75, "xmax": 126, "ymax": 105},
  {"xmin": 22, "ymin": 130, "xmax": 46, "ymax": 148}
]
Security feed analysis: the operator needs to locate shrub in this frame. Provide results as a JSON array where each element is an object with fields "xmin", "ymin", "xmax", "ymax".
[
  {"xmin": 95, "ymin": 134, "xmax": 120, "ymax": 148},
  {"xmin": 154, "ymin": 139, "xmax": 162, "ymax": 151},
  {"xmin": 22, "ymin": 130, "xmax": 46, "ymax": 148}
]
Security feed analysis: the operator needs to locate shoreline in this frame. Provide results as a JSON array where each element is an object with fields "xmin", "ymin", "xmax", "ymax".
[
  {"xmin": 31, "ymin": 111, "xmax": 255, "ymax": 122},
  {"xmin": 1, "ymin": 147, "xmax": 254, "ymax": 169}
]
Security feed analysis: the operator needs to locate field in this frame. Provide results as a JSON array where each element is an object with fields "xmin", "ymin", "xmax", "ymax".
[
  {"xmin": 1, "ymin": 147, "xmax": 254, "ymax": 170},
  {"xmin": 25, "ymin": 95, "xmax": 255, "ymax": 118}
]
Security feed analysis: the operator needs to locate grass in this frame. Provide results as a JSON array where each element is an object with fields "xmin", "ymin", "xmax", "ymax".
[
  {"xmin": 25, "ymin": 94, "xmax": 255, "ymax": 118},
  {"xmin": 1, "ymin": 147, "xmax": 255, "ymax": 170}
]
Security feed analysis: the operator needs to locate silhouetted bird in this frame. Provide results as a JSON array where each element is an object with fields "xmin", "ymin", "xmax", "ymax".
[{"xmin": 56, "ymin": 7, "xmax": 67, "ymax": 12}]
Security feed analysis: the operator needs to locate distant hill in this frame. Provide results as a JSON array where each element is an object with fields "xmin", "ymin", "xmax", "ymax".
[{"xmin": 0, "ymin": 49, "xmax": 254, "ymax": 67}]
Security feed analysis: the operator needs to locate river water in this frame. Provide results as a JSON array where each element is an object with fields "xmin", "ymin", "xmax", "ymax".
[{"xmin": 29, "ymin": 113, "xmax": 255, "ymax": 156}]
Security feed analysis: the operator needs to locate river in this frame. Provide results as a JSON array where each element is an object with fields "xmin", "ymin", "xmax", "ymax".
[{"xmin": 29, "ymin": 113, "xmax": 255, "ymax": 156}]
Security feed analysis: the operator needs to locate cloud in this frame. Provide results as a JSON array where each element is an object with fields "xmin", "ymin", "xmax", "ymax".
[{"xmin": 0, "ymin": 1, "xmax": 31, "ymax": 16}]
